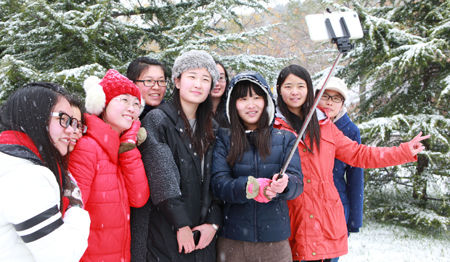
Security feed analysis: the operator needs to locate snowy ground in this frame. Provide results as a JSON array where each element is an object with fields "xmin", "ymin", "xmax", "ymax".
[{"xmin": 340, "ymin": 220, "xmax": 450, "ymax": 261}]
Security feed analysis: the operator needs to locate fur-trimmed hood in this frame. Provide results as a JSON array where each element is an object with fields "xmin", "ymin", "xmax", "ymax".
[{"xmin": 225, "ymin": 71, "xmax": 275, "ymax": 126}]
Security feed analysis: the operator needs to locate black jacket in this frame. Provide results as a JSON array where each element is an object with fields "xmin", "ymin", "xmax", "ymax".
[
  {"xmin": 131, "ymin": 101, "xmax": 222, "ymax": 262},
  {"xmin": 138, "ymin": 100, "xmax": 165, "ymax": 120}
]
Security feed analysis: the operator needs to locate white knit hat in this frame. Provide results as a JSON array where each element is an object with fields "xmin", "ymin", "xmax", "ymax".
[{"xmin": 315, "ymin": 77, "xmax": 348, "ymax": 101}]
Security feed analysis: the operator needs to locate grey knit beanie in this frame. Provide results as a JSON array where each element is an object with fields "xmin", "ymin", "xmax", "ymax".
[{"xmin": 171, "ymin": 50, "xmax": 219, "ymax": 87}]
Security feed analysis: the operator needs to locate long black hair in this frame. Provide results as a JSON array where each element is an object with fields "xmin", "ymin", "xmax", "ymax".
[
  {"xmin": 227, "ymin": 81, "xmax": 271, "ymax": 167},
  {"xmin": 0, "ymin": 82, "xmax": 71, "ymax": 207},
  {"xmin": 276, "ymin": 65, "xmax": 321, "ymax": 151},
  {"xmin": 214, "ymin": 60, "xmax": 230, "ymax": 128},
  {"xmin": 172, "ymin": 77, "xmax": 215, "ymax": 158}
]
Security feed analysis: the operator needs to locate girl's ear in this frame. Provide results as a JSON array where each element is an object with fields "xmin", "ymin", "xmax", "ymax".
[{"xmin": 174, "ymin": 77, "xmax": 181, "ymax": 90}]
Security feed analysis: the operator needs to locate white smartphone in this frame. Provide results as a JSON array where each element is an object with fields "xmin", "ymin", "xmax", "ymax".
[{"xmin": 305, "ymin": 11, "xmax": 364, "ymax": 42}]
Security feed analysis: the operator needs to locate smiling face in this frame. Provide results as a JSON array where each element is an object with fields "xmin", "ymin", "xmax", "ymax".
[
  {"xmin": 49, "ymin": 97, "xmax": 74, "ymax": 156},
  {"xmin": 318, "ymin": 90, "xmax": 344, "ymax": 120},
  {"xmin": 211, "ymin": 63, "xmax": 226, "ymax": 99},
  {"xmin": 175, "ymin": 68, "xmax": 212, "ymax": 112},
  {"xmin": 69, "ymin": 106, "xmax": 83, "ymax": 152},
  {"xmin": 279, "ymin": 73, "xmax": 308, "ymax": 116},
  {"xmin": 235, "ymin": 88, "xmax": 265, "ymax": 131},
  {"xmin": 135, "ymin": 65, "xmax": 166, "ymax": 107},
  {"xmin": 103, "ymin": 94, "xmax": 140, "ymax": 134}
]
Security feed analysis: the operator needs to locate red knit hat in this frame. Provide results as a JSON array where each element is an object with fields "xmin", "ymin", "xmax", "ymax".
[{"xmin": 84, "ymin": 69, "xmax": 141, "ymax": 116}]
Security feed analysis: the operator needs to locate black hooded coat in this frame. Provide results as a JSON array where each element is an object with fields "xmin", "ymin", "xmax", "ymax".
[{"xmin": 131, "ymin": 101, "xmax": 222, "ymax": 262}]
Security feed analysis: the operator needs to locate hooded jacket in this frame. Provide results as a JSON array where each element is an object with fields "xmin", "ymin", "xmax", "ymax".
[
  {"xmin": 211, "ymin": 71, "xmax": 303, "ymax": 243},
  {"xmin": 0, "ymin": 131, "xmax": 90, "ymax": 262},
  {"xmin": 332, "ymin": 109, "xmax": 364, "ymax": 233},
  {"xmin": 68, "ymin": 114, "xmax": 149, "ymax": 262},
  {"xmin": 139, "ymin": 100, "xmax": 165, "ymax": 120},
  {"xmin": 274, "ymin": 109, "xmax": 417, "ymax": 261},
  {"xmin": 131, "ymin": 101, "xmax": 223, "ymax": 262}
]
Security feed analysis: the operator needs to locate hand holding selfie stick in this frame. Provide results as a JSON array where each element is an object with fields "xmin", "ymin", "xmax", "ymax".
[{"xmin": 277, "ymin": 13, "xmax": 356, "ymax": 180}]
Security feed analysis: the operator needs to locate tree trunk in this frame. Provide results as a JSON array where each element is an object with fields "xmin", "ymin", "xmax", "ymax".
[
  {"xmin": 359, "ymin": 73, "xmax": 366, "ymax": 105},
  {"xmin": 412, "ymin": 143, "xmax": 429, "ymax": 200},
  {"xmin": 412, "ymin": 64, "xmax": 438, "ymax": 200}
]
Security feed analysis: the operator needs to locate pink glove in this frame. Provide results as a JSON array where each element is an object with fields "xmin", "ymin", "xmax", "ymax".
[
  {"xmin": 120, "ymin": 120, "xmax": 141, "ymax": 144},
  {"xmin": 246, "ymin": 176, "xmax": 272, "ymax": 203}
]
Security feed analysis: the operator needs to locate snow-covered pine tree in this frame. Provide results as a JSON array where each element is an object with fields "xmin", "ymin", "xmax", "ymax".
[
  {"xmin": 0, "ymin": 0, "xmax": 145, "ymax": 98},
  {"xmin": 138, "ymin": 0, "xmax": 290, "ymax": 86},
  {"xmin": 0, "ymin": 0, "xmax": 288, "ymax": 102},
  {"xmin": 321, "ymin": 0, "xmax": 450, "ymax": 231}
]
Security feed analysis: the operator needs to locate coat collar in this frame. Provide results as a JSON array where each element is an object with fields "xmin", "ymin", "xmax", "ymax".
[
  {"xmin": 158, "ymin": 101, "xmax": 203, "ymax": 176},
  {"xmin": 158, "ymin": 102, "xmax": 180, "ymax": 127},
  {"xmin": 331, "ymin": 106, "xmax": 347, "ymax": 122},
  {"xmin": 333, "ymin": 110, "xmax": 351, "ymax": 129},
  {"xmin": 274, "ymin": 107, "xmax": 330, "ymax": 128},
  {"xmin": 84, "ymin": 113, "xmax": 120, "ymax": 164},
  {"xmin": 0, "ymin": 131, "xmax": 44, "ymax": 166},
  {"xmin": 159, "ymin": 101, "xmax": 219, "ymax": 132},
  {"xmin": 316, "ymin": 107, "xmax": 330, "ymax": 124}
]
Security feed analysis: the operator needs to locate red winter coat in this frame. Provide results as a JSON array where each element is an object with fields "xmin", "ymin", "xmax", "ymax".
[
  {"xmin": 69, "ymin": 114, "xmax": 149, "ymax": 262},
  {"xmin": 274, "ymin": 109, "xmax": 416, "ymax": 261}
]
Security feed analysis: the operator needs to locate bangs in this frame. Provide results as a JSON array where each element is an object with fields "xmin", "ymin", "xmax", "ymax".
[{"xmin": 232, "ymin": 81, "xmax": 266, "ymax": 98}]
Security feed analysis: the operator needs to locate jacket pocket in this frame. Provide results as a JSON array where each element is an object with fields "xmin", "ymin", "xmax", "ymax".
[{"xmin": 321, "ymin": 183, "xmax": 347, "ymax": 240}]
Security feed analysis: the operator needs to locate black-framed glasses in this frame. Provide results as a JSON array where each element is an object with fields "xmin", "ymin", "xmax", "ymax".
[
  {"xmin": 51, "ymin": 112, "xmax": 78, "ymax": 130},
  {"xmin": 134, "ymin": 79, "xmax": 167, "ymax": 87},
  {"xmin": 321, "ymin": 93, "xmax": 344, "ymax": 103},
  {"xmin": 113, "ymin": 97, "xmax": 143, "ymax": 110},
  {"xmin": 218, "ymin": 76, "xmax": 227, "ymax": 83}
]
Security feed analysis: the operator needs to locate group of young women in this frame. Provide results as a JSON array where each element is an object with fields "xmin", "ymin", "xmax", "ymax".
[{"xmin": 0, "ymin": 50, "xmax": 429, "ymax": 262}]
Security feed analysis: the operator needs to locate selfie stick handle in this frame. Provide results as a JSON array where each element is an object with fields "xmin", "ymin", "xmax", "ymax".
[{"xmin": 277, "ymin": 14, "xmax": 353, "ymax": 180}]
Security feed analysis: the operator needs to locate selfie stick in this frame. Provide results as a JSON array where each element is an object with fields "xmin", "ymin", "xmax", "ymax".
[{"xmin": 277, "ymin": 14, "xmax": 355, "ymax": 180}]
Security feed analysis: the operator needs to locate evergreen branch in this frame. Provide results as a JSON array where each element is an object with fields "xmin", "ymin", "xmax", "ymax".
[{"xmin": 110, "ymin": 1, "xmax": 212, "ymax": 18}]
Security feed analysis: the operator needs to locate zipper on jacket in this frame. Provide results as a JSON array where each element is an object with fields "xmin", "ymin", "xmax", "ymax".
[
  {"xmin": 253, "ymin": 146, "xmax": 258, "ymax": 242},
  {"xmin": 116, "ymin": 169, "xmax": 128, "ymax": 260}
]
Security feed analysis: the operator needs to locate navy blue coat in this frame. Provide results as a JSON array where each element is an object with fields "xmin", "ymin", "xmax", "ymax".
[
  {"xmin": 333, "ymin": 112, "xmax": 364, "ymax": 232},
  {"xmin": 211, "ymin": 128, "xmax": 303, "ymax": 242}
]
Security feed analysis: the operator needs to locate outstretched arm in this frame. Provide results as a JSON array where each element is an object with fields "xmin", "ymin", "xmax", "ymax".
[{"xmin": 334, "ymin": 124, "xmax": 429, "ymax": 168}]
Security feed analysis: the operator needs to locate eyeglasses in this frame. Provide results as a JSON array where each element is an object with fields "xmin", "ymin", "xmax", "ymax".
[
  {"xmin": 51, "ymin": 112, "xmax": 78, "ymax": 130},
  {"xmin": 321, "ymin": 93, "xmax": 344, "ymax": 103},
  {"xmin": 134, "ymin": 79, "xmax": 167, "ymax": 87},
  {"xmin": 113, "ymin": 97, "xmax": 142, "ymax": 110},
  {"xmin": 218, "ymin": 76, "xmax": 227, "ymax": 83}
]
